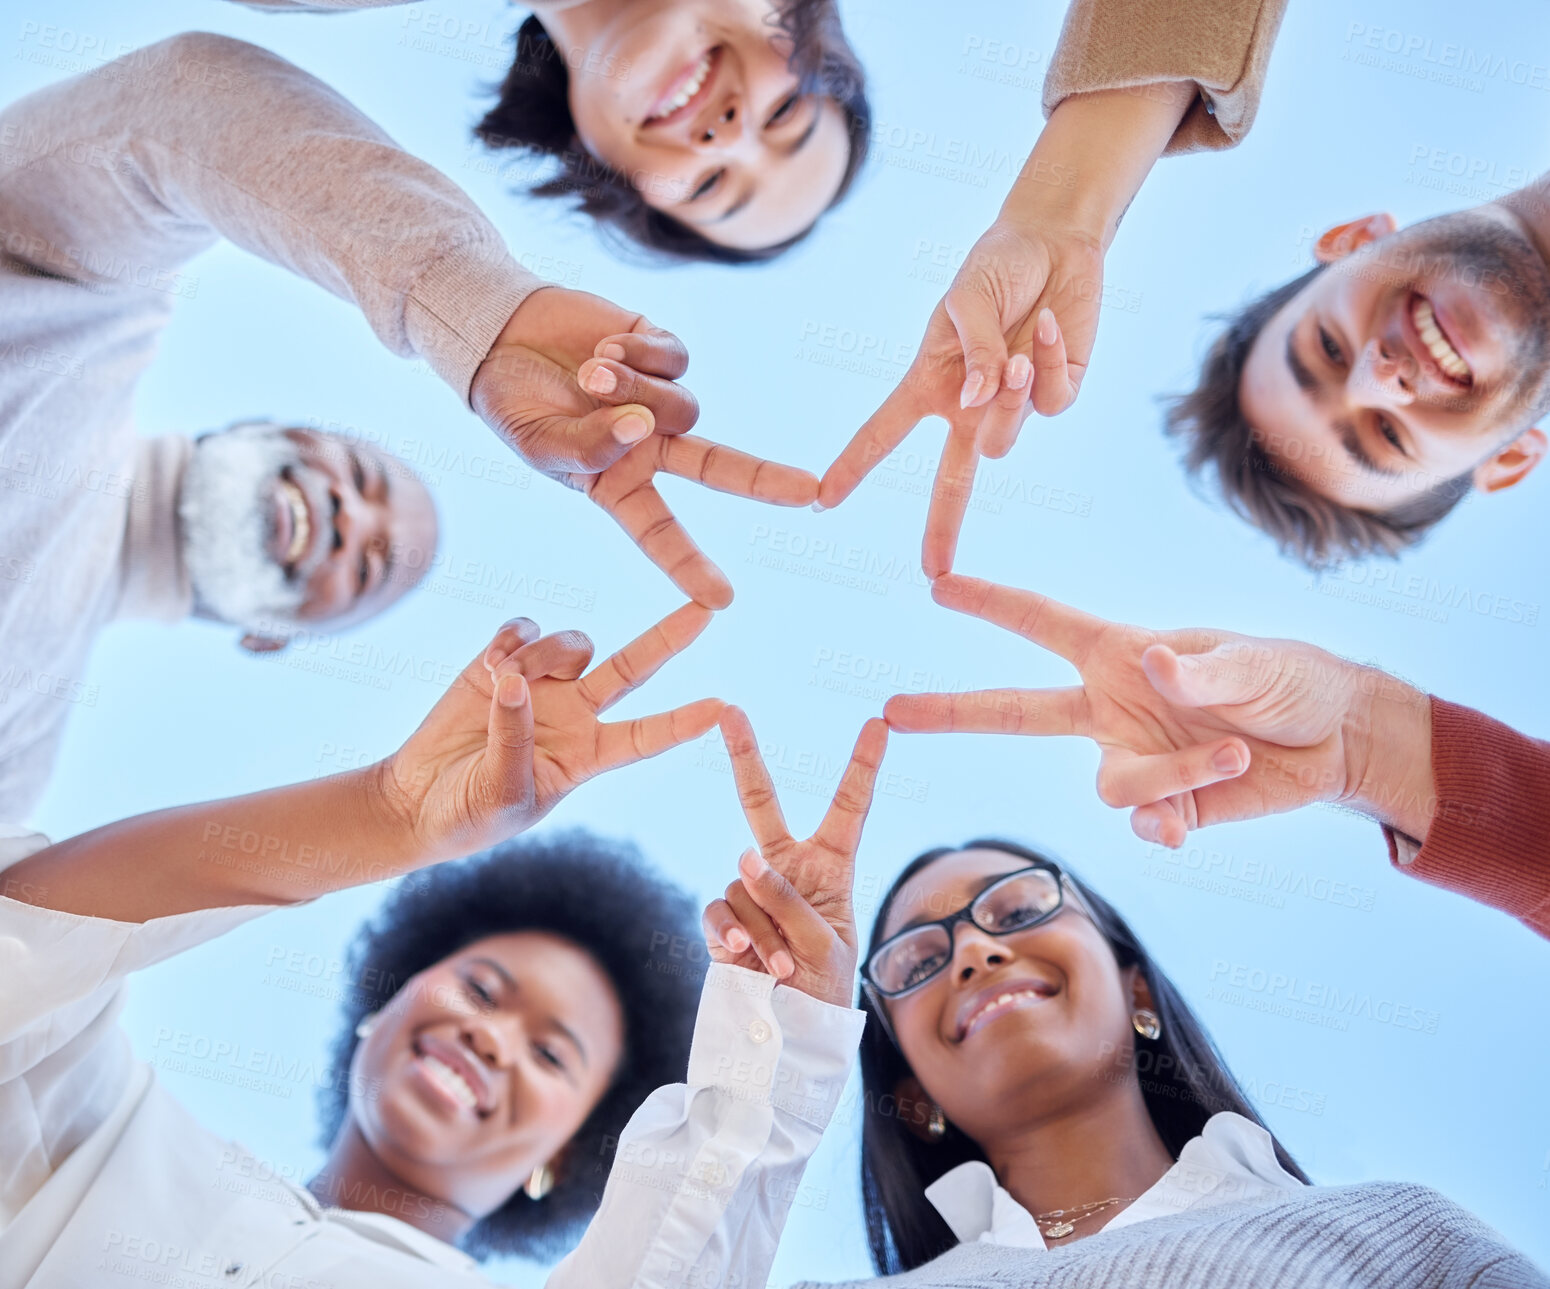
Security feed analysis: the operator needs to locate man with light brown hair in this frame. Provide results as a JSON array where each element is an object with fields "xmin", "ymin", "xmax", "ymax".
[{"xmin": 1167, "ymin": 180, "xmax": 1550, "ymax": 567}]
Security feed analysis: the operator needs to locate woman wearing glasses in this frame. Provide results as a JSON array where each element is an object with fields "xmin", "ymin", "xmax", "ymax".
[{"xmin": 688, "ymin": 737, "xmax": 1543, "ymax": 1285}]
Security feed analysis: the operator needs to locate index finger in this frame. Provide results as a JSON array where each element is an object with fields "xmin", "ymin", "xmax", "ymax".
[
  {"xmin": 718, "ymin": 705, "xmax": 792, "ymax": 854},
  {"xmin": 921, "ymin": 423, "xmax": 979, "ymax": 579},
  {"xmin": 660, "ymin": 435, "xmax": 818, "ymax": 506},
  {"xmin": 818, "ymin": 379, "xmax": 928, "ymax": 509},
  {"xmin": 812, "ymin": 718, "xmax": 888, "ymax": 861},
  {"xmin": 930, "ymin": 573, "xmax": 1104, "ymax": 665},
  {"xmin": 579, "ymin": 602, "xmax": 715, "ymax": 713},
  {"xmin": 589, "ymin": 456, "xmax": 734, "ymax": 609}
]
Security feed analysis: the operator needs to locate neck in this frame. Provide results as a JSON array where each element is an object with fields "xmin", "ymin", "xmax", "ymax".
[
  {"xmin": 985, "ymin": 1077, "xmax": 1174, "ymax": 1232},
  {"xmin": 309, "ymin": 1119, "xmax": 474, "ymax": 1246},
  {"xmin": 117, "ymin": 435, "xmax": 194, "ymax": 622}
]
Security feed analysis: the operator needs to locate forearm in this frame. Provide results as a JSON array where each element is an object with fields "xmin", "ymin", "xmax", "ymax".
[
  {"xmin": 0, "ymin": 32, "xmax": 540, "ymax": 398},
  {"xmin": 548, "ymin": 965, "xmax": 863, "ymax": 1289},
  {"xmin": 3, "ymin": 763, "xmax": 420, "ymax": 922},
  {"xmin": 1001, "ymin": 83, "xmax": 1193, "ymax": 249}
]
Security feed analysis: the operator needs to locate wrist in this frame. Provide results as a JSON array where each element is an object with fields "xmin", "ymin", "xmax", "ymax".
[
  {"xmin": 1344, "ymin": 669, "xmax": 1436, "ymax": 842},
  {"xmin": 360, "ymin": 757, "xmax": 436, "ymax": 870},
  {"xmin": 1002, "ymin": 82, "xmax": 1194, "ymax": 248},
  {"xmin": 468, "ymin": 285, "xmax": 561, "ymax": 424}
]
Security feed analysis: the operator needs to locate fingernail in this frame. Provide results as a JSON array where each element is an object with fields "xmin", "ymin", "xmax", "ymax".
[
  {"xmin": 584, "ymin": 366, "xmax": 618, "ymax": 395},
  {"xmin": 1037, "ymin": 308, "xmax": 1057, "ymax": 346},
  {"xmin": 1212, "ymin": 744, "xmax": 1245, "ymax": 774},
  {"xmin": 739, "ymin": 847, "xmax": 767, "ymax": 880},
  {"xmin": 599, "ymin": 343, "xmax": 626, "ymax": 361},
  {"xmin": 811, "ymin": 500, "xmax": 827, "ymax": 513},
  {"xmin": 1004, "ymin": 354, "xmax": 1031, "ymax": 390},
  {"xmin": 958, "ymin": 370, "xmax": 986, "ymax": 409},
  {"xmin": 771, "ymin": 950, "xmax": 795, "ymax": 979},
  {"xmin": 497, "ymin": 672, "xmax": 529, "ymax": 709},
  {"xmin": 611, "ymin": 413, "xmax": 651, "ymax": 444},
  {"xmin": 726, "ymin": 927, "xmax": 750, "ymax": 953}
]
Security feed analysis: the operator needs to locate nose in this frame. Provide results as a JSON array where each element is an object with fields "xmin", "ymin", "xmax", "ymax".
[
  {"xmin": 694, "ymin": 96, "xmax": 742, "ymax": 149},
  {"xmin": 466, "ymin": 1014, "xmax": 516, "ymax": 1069},
  {"xmin": 1351, "ymin": 337, "xmax": 1415, "ymax": 406},
  {"xmin": 952, "ymin": 925, "xmax": 1013, "ymax": 982}
]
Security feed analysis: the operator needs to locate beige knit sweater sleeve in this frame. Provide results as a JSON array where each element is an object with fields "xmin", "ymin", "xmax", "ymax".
[
  {"xmin": 1043, "ymin": 0, "xmax": 1289, "ymax": 154},
  {"xmin": 0, "ymin": 31, "xmax": 541, "ymax": 399}
]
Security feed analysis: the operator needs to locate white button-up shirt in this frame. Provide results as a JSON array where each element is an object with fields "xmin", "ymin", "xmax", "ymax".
[
  {"xmin": 0, "ymin": 830, "xmax": 866, "ymax": 1289},
  {"xmin": 924, "ymin": 1110, "xmax": 1306, "ymax": 1250}
]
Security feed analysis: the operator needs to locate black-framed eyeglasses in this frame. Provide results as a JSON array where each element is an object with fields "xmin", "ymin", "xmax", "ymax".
[{"xmin": 862, "ymin": 863, "xmax": 1078, "ymax": 1001}]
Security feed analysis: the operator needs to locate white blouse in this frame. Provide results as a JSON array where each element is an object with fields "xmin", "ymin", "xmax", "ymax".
[
  {"xmin": 0, "ymin": 829, "xmax": 866, "ymax": 1289},
  {"xmin": 923, "ymin": 1110, "xmax": 1306, "ymax": 1250}
]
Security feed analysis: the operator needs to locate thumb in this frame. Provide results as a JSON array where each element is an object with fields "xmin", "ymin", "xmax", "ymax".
[
  {"xmin": 523, "ymin": 405, "xmax": 656, "ymax": 477},
  {"xmin": 943, "ymin": 286, "xmax": 1007, "ymax": 410},
  {"xmin": 1142, "ymin": 641, "xmax": 1271, "ymax": 711},
  {"xmin": 483, "ymin": 664, "xmax": 537, "ymax": 821}
]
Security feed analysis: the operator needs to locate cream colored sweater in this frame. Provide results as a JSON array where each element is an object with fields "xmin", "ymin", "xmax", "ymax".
[{"xmin": 0, "ymin": 32, "xmax": 542, "ymax": 822}]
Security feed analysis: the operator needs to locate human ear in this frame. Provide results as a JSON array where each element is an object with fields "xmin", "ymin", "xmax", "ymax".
[
  {"xmin": 239, "ymin": 633, "xmax": 289, "ymax": 654},
  {"xmin": 1313, "ymin": 214, "xmax": 1398, "ymax": 264},
  {"xmin": 1474, "ymin": 427, "xmax": 1546, "ymax": 494},
  {"xmin": 892, "ymin": 1073, "xmax": 947, "ymax": 1144},
  {"xmin": 1127, "ymin": 967, "xmax": 1157, "ymax": 1016}
]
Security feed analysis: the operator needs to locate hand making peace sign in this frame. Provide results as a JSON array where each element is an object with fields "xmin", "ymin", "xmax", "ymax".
[
  {"xmin": 883, "ymin": 574, "xmax": 1431, "ymax": 848},
  {"xmin": 702, "ymin": 706, "xmax": 889, "ymax": 1008}
]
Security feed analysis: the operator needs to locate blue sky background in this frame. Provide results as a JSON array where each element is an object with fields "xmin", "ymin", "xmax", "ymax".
[{"xmin": 10, "ymin": 0, "xmax": 1550, "ymax": 1279}]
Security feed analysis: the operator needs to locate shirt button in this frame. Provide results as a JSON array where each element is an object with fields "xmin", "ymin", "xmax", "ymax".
[{"xmin": 747, "ymin": 1019, "xmax": 771, "ymax": 1044}]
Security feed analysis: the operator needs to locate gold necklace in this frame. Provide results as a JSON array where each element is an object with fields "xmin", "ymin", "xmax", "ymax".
[{"xmin": 1033, "ymin": 1196, "xmax": 1134, "ymax": 1240}]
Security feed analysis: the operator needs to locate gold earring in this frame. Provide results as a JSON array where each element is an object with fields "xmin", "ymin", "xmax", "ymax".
[
  {"xmin": 523, "ymin": 1162, "xmax": 554, "ymax": 1201},
  {"xmin": 354, "ymin": 1013, "xmax": 379, "ymax": 1040},
  {"xmin": 1132, "ymin": 1008, "xmax": 1162, "ymax": 1041},
  {"xmin": 927, "ymin": 1105, "xmax": 947, "ymax": 1139}
]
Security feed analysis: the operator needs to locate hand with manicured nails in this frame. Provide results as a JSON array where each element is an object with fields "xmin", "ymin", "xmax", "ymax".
[
  {"xmin": 818, "ymin": 221, "xmax": 1093, "ymax": 578},
  {"xmin": 701, "ymin": 707, "xmax": 889, "ymax": 1008},
  {"xmin": 376, "ymin": 604, "xmax": 725, "ymax": 861},
  {"xmin": 884, "ymin": 574, "xmax": 1436, "ymax": 848},
  {"xmin": 471, "ymin": 287, "xmax": 818, "ymax": 608}
]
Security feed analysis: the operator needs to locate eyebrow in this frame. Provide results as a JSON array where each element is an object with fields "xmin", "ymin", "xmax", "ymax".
[
  {"xmin": 471, "ymin": 956, "xmax": 591, "ymax": 1069},
  {"xmin": 715, "ymin": 109, "xmax": 822, "ymax": 226}
]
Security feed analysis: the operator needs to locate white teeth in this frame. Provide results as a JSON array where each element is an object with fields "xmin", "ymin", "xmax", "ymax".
[
  {"xmin": 279, "ymin": 479, "xmax": 309, "ymax": 564},
  {"xmin": 1411, "ymin": 298, "xmax": 1471, "ymax": 382},
  {"xmin": 422, "ymin": 1053, "xmax": 478, "ymax": 1109},
  {"xmin": 651, "ymin": 51, "xmax": 712, "ymax": 120}
]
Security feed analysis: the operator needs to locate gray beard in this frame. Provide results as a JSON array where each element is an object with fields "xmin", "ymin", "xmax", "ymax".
[{"xmin": 178, "ymin": 423, "xmax": 325, "ymax": 635}]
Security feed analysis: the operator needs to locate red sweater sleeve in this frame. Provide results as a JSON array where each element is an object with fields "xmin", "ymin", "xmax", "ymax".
[{"xmin": 1384, "ymin": 697, "xmax": 1550, "ymax": 938}]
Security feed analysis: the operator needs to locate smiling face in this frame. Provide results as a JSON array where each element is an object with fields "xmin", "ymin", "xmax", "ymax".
[
  {"xmin": 1239, "ymin": 209, "xmax": 1550, "ymax": 511},
  {"xmin": 179, "ymin": 423, "xmax": 438, "ymax": 644},
  {"xmin": 561, "ymin": 0, "xmax": 852, "ymax": 250},
  {"xmin": 875, "ymin": 849, "xmax": 1146, "ymax": 1146},
  {"xmin": 348, "ymin": 931, "xmax": 625, "ymax": 1220}
]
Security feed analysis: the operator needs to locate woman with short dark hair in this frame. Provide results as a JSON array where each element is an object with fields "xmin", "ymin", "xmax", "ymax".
[{"xmin": 241, "ymin": 0, "xmax": 872, "ymax": 263}]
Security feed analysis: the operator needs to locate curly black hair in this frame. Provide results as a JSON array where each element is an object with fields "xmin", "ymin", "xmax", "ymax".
[
  {"xmin": 315, "ymin": 829, "xmax": 705, "ymax": 1260},
  {"xmin": 476, "ymin": 0, "xmax": 871, "ymax": 265}
]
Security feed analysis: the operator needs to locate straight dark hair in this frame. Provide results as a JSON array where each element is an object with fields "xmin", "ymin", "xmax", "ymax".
[
  {"xmin": 476, "ymin": 2, "xmax": 870, "ymax": 265},
  {"xmin": 858, "ymin": 839, "xmax": 1310, "ymax": 1276}
]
